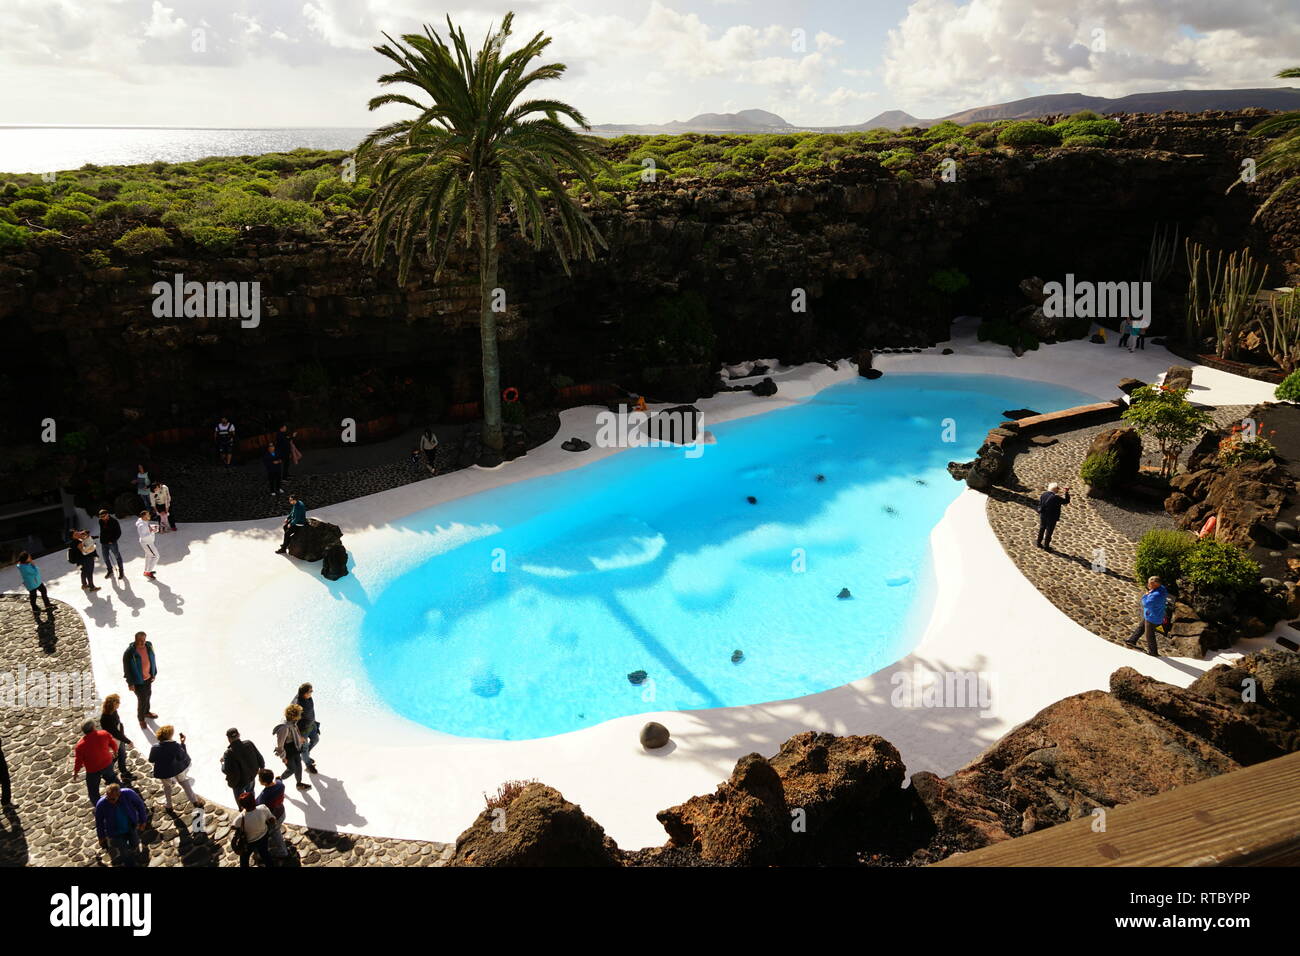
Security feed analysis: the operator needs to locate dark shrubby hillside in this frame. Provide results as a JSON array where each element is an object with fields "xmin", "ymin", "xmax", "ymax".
[{"xmin": 0, "ymin": 112, "xmax": 1126, "ymax": 250}]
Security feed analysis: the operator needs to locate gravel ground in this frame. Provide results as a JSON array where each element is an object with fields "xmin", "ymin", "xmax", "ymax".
[
  {"xmin": 0, "ymin": 594, "xmax": 453, "ymax": 867},
  {"xmin": 983, "ymin": 406, "xmax": 1249, "ymax": 647}
]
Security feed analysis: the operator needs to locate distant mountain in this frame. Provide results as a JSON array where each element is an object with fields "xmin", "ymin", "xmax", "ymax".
[
  {"xmin": 587, "ymin": 87, "xmax": 1300, "ymax": 139},
  {"xmin": 590, "ymin": 109, "xmax": 795, "ymax": 137},
  {"xmin": 936, "ymin": 87, "xmax": 1300, "ymax": 125},
  {"xmin": 667, "ymin": 109, "xmax": 789, "ymax": 130},
  {"xmin": 857, "ymin": 109, "xmax": 920, "ymax": 130}
]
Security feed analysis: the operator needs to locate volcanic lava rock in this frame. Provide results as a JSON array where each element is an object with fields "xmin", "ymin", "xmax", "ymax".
[
  {"xmin": 287, "ymin": 518, "xmax": 343, "ymax": 562},
  {"xmin": 640, "ymin": 722, "xmax": 670, "ymax": 750},
  {"xmin": 450, "ymin": 783, "xmax": 620, "ymax": 867}
]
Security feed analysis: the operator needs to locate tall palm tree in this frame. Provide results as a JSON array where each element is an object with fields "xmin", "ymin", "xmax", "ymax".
[
  {"xmin": 1243, "ymin": 67, "xmax": 1300, "ymax": 218},
  {"xmin": 357, "ymin": 13, "xmax": 607, "ymax": 453}
]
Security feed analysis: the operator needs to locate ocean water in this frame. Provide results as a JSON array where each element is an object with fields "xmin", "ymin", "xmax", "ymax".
[
  {"xmin": 0, "ymin": 127, "xmax": 371, "ymax": 175},
  {"xmin": 359, "ymin": 373, "xmax": 1097, "ymax": 740}
]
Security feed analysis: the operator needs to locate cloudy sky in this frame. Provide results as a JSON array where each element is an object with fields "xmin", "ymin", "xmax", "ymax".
[{"xmin": 2, "ymin": 0, "xmax": 1297, "ymax": 128}]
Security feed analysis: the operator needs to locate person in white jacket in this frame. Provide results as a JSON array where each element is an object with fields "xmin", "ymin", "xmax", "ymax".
[
  {"xmin": 149, "ymin": 482, "xmax": 174, "ymax": 532},
  {"xmin": 135, "ymin": 510, "xmax": 160, "ymax": 579}
]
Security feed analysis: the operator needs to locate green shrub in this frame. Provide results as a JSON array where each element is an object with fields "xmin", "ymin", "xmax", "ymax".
[
  {"xmin": 977, "ymin": 317, "xmax": 1039, "ymax": 351},
  {"xmin": 16, "ymin": 184, "xmax": 49, "ymax": 201},
  {"xmin": 1180, "ymin": 539, "xmax": 1261, "ymax": 594},
  {"xmin": 1122, "ymin": 385, "xmax": 1214, "ymax": 477},
  {"xmin": 1217, "ymin": 427, "xmax": 1277, "ymax": 466},
  {"xmin": 928, "ymin": 267, "xmax": 969, "ymax": 296},
  {"xmin": 974, "ymin": 130, "xmax": 998, "ymax": 148},
  {"xmin": 996, "ymin": 121, "xmax": 1061, "ymax": 148},
  {"xmin": 0, "ymin": 182, "xmax": 17, "ymax": 197},
  {"xmin": 184, "ymin": 224, "xmax": 238, "ymax": 250},
  {"xmin": 1062, "ymin": 134, "xmax": 1109, "ymax": 148},
  {"xmin": 502, "ymin": 401, "xmax": 526, "ymax": 425},
  {"xmin": 8, "ymin": 198, "xmax": 48, "ymax": 219},
  {"xmin": 84, "ymin": 249, "xmax": 111, "ymax": 269},
  {"xmin": 1275, "ymin": 369, "xmax": 1300, "ymax": 401},
  {"xmin": 113, "ymin": 226, "xmax": 171, "ymax": 257},
  {"xmin": 42, "ymin": 205, "xmax": 92, "ymax": 231},
  {"xmin": 1133, "ymin": 528, "xmax": 1196, "ymax": 586},
  {"xmin": 0, "ymin": 221, "xmax": 29, "ymax": 250},
  {"xmin": 0, "ymin": 206, "xmax": 15, "ymax": 224},
  {"xmin": 1080, "ymin": 450, "xmax": 1121, "ymax": 493},
  {"xmin": 1052, "ymin": 118, "xmax": 1121, "ymax": 140},
  {"xmin": 94, "ymin": 200, "xmax": 133, "ymax": 221}
]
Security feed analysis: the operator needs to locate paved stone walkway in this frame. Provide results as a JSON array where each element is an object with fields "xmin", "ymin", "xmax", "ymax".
[
  {"xmin": 0, "ymin": 595, "xmax": 453, "ymax": 867},
  {"xmin": 984, "ymin": 406, "xmax": 1247, "ymax": 646}
]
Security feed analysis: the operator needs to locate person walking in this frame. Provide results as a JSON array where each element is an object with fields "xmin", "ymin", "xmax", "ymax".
[
  {"xmin": 72, "ymin": 719, "xmax": 120, "ymax": 805},
  {"xmin": 214, "ymin": 416, "xmax": 237, "ymax": 467},
  {"xmin": 274, "ymin": 705, "xmax": 312, "ymax": 792},
  {"xmin": 15, "ymin": 551, "xmax": 54, "ymax": 617},
  {"xmin": 97, "ymin": 509, "xmax": 126, "ymax": 579},
  {"xmin": 148, "ymin": 725, "xmax": 199, "ymax": 812},
  {"xmin": 133, "ymin": 464, "xmax": 153, "ymax": 516},
  {"xmin": 263, "ymin": 442, "xmax": 284, "ymax": 495},
  {"xmin": 100, "ymin": 694, "xmax": 135, "ymax": 783},
  {"xmin": 256, "ymin": 768, "xmax": 290, "ymax": 859},
  {"xmin": 220, "ymin": 728, "xmax": 264, "ymax": 805},
  {"xmin": 233, "ymin": 792, "xmax": 276, "ymax": 867},
  {"xmin": 275, "ymin": 424, "xmax": 299, "ymax": 480},
  {"xmin": 419, "ymin": 427, "xmax": 439, "ymax": 475},
  {"xmin": 1, "ymin": 736, "xmax": 13, "ymax": 807},
  {"xmin": 256, "ymin": 769, "xmax": 286, "ymax": 823},
  {"xmin": 275, "ymin": 494, "xmax": 308, "ymax": 556},
  {"xmin": 150, "ymin": 481, "xmax": 175, "ymax": 532},
  {"xmin": 1117, "ymin": 319, "xmax": 1132, "ymax": 350},
  {"xmin": 73, "ymin": 530, "xmax": 100, "ymax": 591},
  {"xmin": 1035, "ymin": 482, "xmax": 1071, "ymax": 551},
  {"xmin": 292, "ymin": 682, "xmax": 320, "ymax": 775},
  {"xmin": 1133, "ymin": 322, "xmax": 1147, "ymax": 350},
  {"xmin": 94, "ymin": 783, "xmax": 149, "ymax": 867},
  {"xmin": 122, "ymin": 631, "xmax": 158, "ymax": 728},
  {"xmin": 136, "ymin": 509, "xmax": 160, "ymax": 579},
  {"xmin": 1125, "ymin": 576, "xmax": 1168, "ymax": 658}
]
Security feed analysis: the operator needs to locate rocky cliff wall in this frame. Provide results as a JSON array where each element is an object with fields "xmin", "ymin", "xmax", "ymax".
[{"xmin": 0, "ymin": 110, "xmax": 1293, "ymax": 439}]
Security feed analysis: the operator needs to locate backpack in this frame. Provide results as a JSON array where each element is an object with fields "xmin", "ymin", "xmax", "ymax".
[{"xmin": 230, "ymin": 813, "xmax": 248, "ymax": 854}]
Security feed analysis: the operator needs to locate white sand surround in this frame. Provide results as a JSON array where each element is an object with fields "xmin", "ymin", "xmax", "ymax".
[{"xmin": 2, "ymin": 322, "xmax": 1284, "ymax": 851}]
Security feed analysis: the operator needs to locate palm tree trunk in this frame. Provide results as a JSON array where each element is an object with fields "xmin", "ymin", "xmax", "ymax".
[{"xmin": 477, "ymin": 183, "xmax": 504, "ymax": 453}]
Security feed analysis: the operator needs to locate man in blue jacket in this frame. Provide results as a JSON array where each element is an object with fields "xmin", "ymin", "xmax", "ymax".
[
  {"xmin": 1125, "ymin": 575, "xmax": 1167, "ymax": 657},
  {"xmin": 94, "ymin": 783, "xmax": 149, "ymax": 866},
  {"xmin": 122, "ymin": 631, "xmax": 159, "ymax": 728},
  {"xmin": 276, "ymin": 494, "xmax": 308, "ymax": 555}
]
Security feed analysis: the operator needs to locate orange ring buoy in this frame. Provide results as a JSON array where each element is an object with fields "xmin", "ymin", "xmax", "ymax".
[{"xmin": 502, "ymin": 387, "xmax": 520, "ymax": 403}]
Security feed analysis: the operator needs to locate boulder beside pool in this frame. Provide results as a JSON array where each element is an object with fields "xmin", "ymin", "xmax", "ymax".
[
  {"xmin": 640, "ymin": 721, "xmax": 671, "ymax": 750},
  {"xmin": 288, "ymin": 518, "xmax": 344, "ymax": 562}
]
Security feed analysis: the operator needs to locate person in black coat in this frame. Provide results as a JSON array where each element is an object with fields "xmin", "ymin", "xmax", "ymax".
[
  {"xmin": 1035, "ymin": 482, "xmax": 1071, "ymax": 550},
  {"xmin": 220, "ymin": 728, "xmax": 265, "ymax": 804},
  {"xmin": 275, "ymin": 424, "xmax": 297, "ymax": 479},
  {"xmin": 99, "ymin": 694, "xmax": 134, "ymax": 782},
  {"xmin": 263, "ymin": 444, "xmax": 284, "ymax": 495},
  {"xmin": 97, "ymin": 510, "xmax": 125, "ymax": 579},
  {"xmin": 0, "ymin": 736, "xmax": 11, "ymax": 806}
]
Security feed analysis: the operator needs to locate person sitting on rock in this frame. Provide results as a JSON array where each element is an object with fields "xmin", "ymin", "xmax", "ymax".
[
  {"xmin": 276, "ymin": 494, "xmax": 308, "ymax": 556},
  {"xmin": 1034, "ymin": 482, "xmax": 1070, "ymax": 551}
]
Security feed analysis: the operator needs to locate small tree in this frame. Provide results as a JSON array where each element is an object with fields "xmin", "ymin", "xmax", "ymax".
[{"xmin": 1121, "ymin": 385, "xmax": 1213, "ymax": 477}]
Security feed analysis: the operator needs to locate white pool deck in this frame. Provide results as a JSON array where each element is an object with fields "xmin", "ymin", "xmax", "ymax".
[{"xmin": 1, "ymin": 320, "xmax": 1285, "ymax": 850}]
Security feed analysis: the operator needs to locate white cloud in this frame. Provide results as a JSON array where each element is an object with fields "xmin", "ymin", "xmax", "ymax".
[{"xmin": 883, "ymin": 0, "xmax": 1300, "ymax": 117}]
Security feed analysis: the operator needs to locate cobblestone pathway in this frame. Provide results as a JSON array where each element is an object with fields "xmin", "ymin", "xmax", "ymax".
[
  {"xmin": 0, "ymin": 595, "xmax": 453, "ymax": 867},
  {"xmin": 984, "ymin": 406, "xmax": 1248, "ymax": 646}
]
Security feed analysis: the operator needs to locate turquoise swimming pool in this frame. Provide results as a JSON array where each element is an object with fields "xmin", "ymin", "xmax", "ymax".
[{"xmin": 360, "ymin": 373, "xmax": 1097, "ymax": 739}]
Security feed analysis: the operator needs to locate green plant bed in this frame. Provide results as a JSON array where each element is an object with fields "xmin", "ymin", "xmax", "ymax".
[
  {"xmin": 1079, "ymin": 450, "xmax": 1120, "ymax": 495},
  {"xmin": 1134, "ymin": 528, "xmax": 1196, "ymax": 586}
]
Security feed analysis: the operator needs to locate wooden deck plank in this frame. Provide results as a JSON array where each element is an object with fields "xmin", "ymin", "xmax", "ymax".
[{"xmin": 933, "ymin": 751, "xmax": 1300, "ymax": 867}]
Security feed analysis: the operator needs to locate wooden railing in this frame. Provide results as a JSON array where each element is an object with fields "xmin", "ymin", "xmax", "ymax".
[{"xmin": 933, "ymin": 751, "xmax": 1300, "ymax": 866}]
